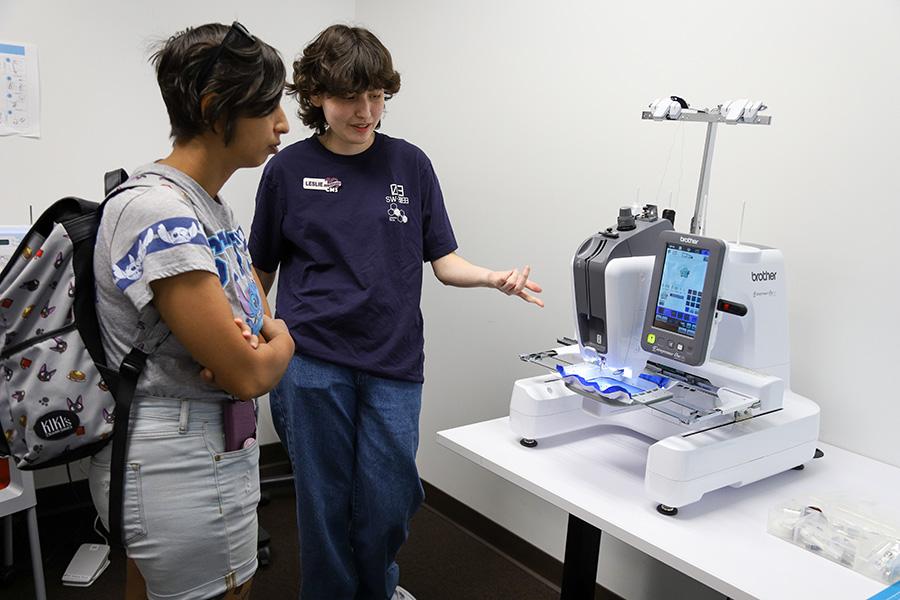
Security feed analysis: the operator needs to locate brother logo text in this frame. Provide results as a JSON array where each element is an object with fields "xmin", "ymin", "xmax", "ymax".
[{"xmin": 751, "ymin": 271, "xmax": 777, "ymax": 282}]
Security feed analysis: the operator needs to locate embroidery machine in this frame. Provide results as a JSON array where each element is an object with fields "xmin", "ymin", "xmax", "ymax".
[{"xmin": 510, "ymin": 98, "xmax": 821, "ymax": 515}]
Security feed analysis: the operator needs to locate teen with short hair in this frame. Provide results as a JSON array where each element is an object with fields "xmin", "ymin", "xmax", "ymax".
[
  {"xmin": 88, "ymin": 22, "xmax": 294, "ymax": 600},
  {"xmin": 250, "ymin": 24, "xmax": 542, "ymax": 600}
]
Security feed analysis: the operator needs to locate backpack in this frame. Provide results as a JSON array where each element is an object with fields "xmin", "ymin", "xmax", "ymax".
[{"xmin": 0, "ymin": 169, "xmax": 166, "ymax": 545}]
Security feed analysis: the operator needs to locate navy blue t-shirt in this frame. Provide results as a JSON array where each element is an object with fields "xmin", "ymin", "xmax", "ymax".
[{"xmin": 249, "ymin": 133, "xmax": 458, "ymax": 382}]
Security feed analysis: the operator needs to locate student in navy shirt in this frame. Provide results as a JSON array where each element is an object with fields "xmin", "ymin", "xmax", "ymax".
[{"xmin": 249, "ymin": 25, "xmax": 542, "ymax": 600}]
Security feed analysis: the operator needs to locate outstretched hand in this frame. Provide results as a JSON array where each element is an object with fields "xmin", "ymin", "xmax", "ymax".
[{"xmin": 488, "ymin": 265, "xmax": 544, "ymax": 308}]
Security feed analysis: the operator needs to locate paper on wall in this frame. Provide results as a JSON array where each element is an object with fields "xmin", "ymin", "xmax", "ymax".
[{"xmin": 0, "ymin": 42, "xmax": 40, "ymax": 138}]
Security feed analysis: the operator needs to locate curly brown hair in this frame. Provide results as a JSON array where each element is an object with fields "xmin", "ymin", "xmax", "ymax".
[{"xmin": 287, "ymin": 25, "xmax": 401, "ymax": 135}]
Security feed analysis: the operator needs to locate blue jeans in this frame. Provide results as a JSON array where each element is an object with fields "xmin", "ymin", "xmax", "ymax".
[{"xmin": 270, "ymin": 354, "xmax": 424, "ymax": 600}]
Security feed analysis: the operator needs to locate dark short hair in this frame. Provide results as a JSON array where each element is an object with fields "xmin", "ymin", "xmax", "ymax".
[
  {"xmin": 287, "ymin": 25, "xmax": 401, "ymax": 135},
  {"xmin": 151, "ymin": 23, "xmax": 286, "ymax": 145}
]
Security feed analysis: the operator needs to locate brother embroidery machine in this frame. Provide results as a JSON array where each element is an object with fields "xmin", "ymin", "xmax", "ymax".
[{"xmin": 510, "ymin": 98, "xmax": 821, "ymax": 515}]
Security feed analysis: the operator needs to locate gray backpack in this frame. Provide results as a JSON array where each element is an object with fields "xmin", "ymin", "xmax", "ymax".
[{"xmin": 0, "ymin": 169, "xmax": 166, "ymax": 544}]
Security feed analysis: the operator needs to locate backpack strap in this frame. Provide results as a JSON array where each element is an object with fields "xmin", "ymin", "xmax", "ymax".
[
  {"xmin": 107, "ymin": 347, "xmax": 148, "ymax": 548},
  {"xmin": 106, "ymin": 315, "xmax": 170, "ymax": 548},
  {"xmin": 100, "ymin": 169, "xmax": 176, "ymax": 547},
  {"xmin": 104, "ymin": 168, "xmax": 129, "ymax": 196}
]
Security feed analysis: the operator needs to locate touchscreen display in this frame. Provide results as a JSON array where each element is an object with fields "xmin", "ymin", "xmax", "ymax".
[{"xmin": 652, "ymin": 243, "xmax": 710, "ymax": 338}]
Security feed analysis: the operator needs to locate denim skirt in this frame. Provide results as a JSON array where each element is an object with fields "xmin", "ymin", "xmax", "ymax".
[{"xmin": 89, "ymin": 396, "xmax": 260, "ymax": 600}]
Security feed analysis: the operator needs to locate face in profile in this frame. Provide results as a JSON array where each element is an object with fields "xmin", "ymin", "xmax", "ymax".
[
  {"xmin": 228, "ymin": 105, "xmax": 290, "ymax": 167},
  {"xmin": 154, "ymin": 22, "xmax": 288, "ymax": 161}
]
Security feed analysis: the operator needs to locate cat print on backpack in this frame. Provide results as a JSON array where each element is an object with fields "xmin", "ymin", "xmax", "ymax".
[{"xmin": 37, "ymin": 364, "xmax": 56, "ymax": 382}]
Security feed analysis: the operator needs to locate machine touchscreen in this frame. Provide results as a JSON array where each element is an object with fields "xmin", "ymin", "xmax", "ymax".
[
  {"xmin": 641, "ymin": 232, "xmax": 726, "ymax": 366},
  {"xmin": 652, "ymin": 244, "xmax": 710, "ymax": 338}
]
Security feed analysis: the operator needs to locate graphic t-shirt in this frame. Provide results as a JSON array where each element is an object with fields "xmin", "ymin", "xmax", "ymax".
[
  {"xmin": 94, "ymin": 163, "xmax": 263, "ymax": 400},
  {"xmin": 250, "ymin": 133, "xmax": 457, "ymax": 382}
]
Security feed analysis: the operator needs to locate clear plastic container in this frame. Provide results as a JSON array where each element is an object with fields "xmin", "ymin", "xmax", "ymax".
[{"xmin": 768, "ymin": 495, "xmax": 900, "ymax": 585}]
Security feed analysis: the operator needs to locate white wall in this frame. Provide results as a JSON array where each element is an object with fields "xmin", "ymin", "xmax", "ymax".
[
  {"xmin": 0, "ymin": 0, "xmax": 355, "ymax": 486},
  {"xmin": 3, "ymin": 0, "xmax": 900, "ymax": 597},
  {"xmin": 357, "ymin": 0, "xmax": 900, "ymax": 598}
]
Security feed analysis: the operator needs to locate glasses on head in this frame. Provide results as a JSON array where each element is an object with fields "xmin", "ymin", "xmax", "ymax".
[{"xmin": 196, "ymin": 21, "xmax": 255, "ymax": 93}]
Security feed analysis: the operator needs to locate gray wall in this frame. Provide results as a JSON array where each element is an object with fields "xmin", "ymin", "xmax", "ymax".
[
  {"xmin": 0, "ymin": 0, "xmax": 355, "ymax": 482},
  {"xmin": 3, "ymin": 1, "xmax": 899, "ymax": 598},
  {"xmin": 358, "ymin": 1, "xmax": 900, "ymax": 597}
]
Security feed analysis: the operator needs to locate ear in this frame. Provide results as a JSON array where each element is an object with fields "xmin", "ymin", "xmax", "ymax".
[
  {"xmin": 199, "ymin": 93, "xmax": 226, "ymax": 139},
  {"xmin": 310, "ymin": 94, "xmax": 323, "ymax": 108},
  {"xmin": 200, "ymin": 93, "xmax": 216, "ymax": 114}
]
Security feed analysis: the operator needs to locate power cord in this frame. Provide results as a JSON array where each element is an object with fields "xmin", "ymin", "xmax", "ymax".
[
  {"xmin": 93, "ymin": 515, "xmax": 108, "ymax": 546},
  {"xmin": 38, "ymin": 461, "xmax": 96, "ymax": 568}
]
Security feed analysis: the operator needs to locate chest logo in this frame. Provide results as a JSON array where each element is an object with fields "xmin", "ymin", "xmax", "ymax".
[
  {"xmin": 303, "ymin": 177, "xmax": 342, "ymax": 193},
  {"xmin": 387, "ymin": 204, "xmax": 408, "ymax": 223},
  {"xmin": 386, "ymin": 183, "xmax": 409, "ymax": 224},
  {"xmin": 385, "ymin": 183, "xmax": 409, "ymax": 205}
]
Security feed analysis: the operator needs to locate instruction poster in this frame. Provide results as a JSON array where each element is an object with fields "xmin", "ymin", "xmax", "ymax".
[{"xmin": 0, "ymin": 42, "xmax": 40, "ymax": 138}]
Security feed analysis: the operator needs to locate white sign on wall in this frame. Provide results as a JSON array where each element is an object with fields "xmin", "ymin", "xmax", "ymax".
[{"xmin": 0, "ymin": 41, "xmax": 40, "ymax": 138}]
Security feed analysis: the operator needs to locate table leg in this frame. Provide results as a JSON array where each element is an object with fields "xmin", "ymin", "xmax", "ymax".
[
  {"xmin": 3, "ymin": 516, "xmax": 12, "ymax": 568},
  {"xmin": 560, "ymin": 513, "xmax": 602, "ymax": 600},
  {"xmin": 26, "ymin": 507, "xmax": 46, "ymax": 600},
  {"xmin": 1, "ymin": 516, "xmax": 13, "ymax": 585}
]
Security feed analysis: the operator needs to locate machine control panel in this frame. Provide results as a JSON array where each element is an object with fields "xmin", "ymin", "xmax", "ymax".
[{"xmin": 641, "ymin": 231, "xmax": 727, "ymax": 366}]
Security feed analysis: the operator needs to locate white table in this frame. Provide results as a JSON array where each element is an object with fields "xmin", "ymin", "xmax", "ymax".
[
  {"xmin": 1, "ymin": 460, "xmax": 46, "ymax": 600},
  {"xmin": 437, "ymin": 417, "xmax": 896, "ymax": 600}
]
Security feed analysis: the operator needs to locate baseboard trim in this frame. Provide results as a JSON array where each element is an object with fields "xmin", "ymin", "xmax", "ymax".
[
  {"xmin": 421, "ymin": 480, "xmax": 563, "ymax": 589},
  {"xmin": 421, "ymin": 480, "xmax": 622, "ymax": 600}
]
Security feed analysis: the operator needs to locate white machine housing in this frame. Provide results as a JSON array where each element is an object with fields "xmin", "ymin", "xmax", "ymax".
[{"xmin": 511, "ymin": 231, "xmax": 820, "ymax": 510}]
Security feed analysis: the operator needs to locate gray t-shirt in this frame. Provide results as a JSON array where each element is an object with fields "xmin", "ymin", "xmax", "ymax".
[{"xmin": 94, "ymin": 163, "xmax": 264, "ymax": 400}]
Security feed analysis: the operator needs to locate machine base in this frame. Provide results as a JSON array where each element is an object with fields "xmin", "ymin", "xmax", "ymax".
[{"xmin": 509, "ymin": 375, "xmax": 821, "ymax": 510}]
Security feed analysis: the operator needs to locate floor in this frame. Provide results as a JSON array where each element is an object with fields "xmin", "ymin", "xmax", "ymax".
[{"xmin": 2, "ymin": 484, "xmax": 564, "ymax": 600}]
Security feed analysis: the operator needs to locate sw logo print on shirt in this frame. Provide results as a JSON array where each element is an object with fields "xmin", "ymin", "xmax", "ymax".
[{"xmin": 385, "ymin": 182, "xmax": 409, "ymax": 224}]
